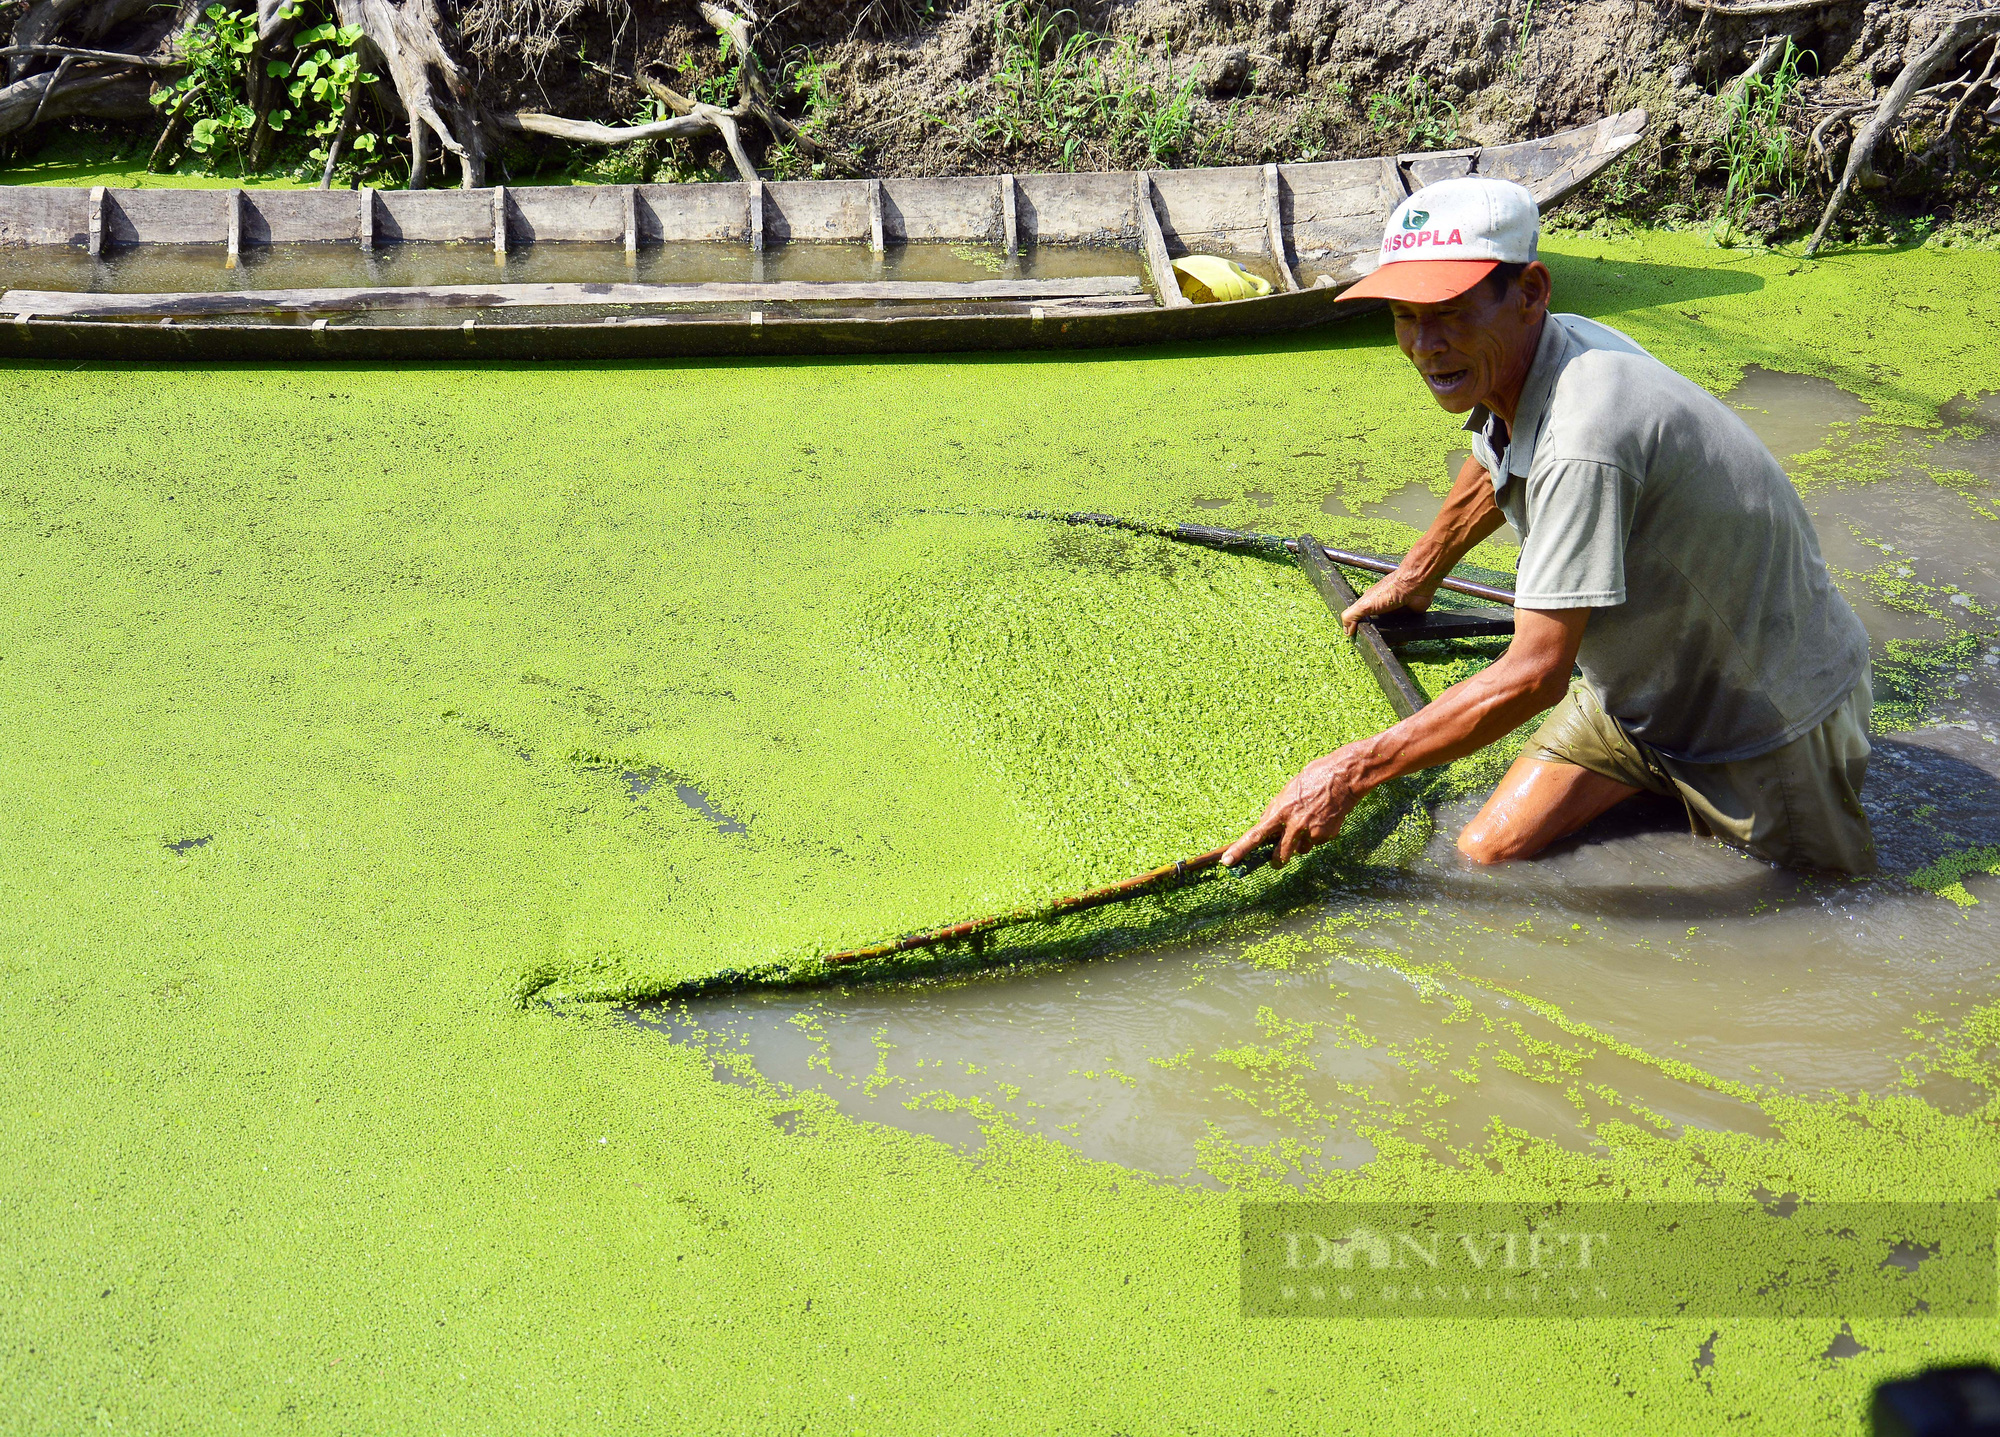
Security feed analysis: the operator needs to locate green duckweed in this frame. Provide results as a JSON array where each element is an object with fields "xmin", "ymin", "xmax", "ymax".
[{"xmin": 2, "ymin": 229, "xmax": 1997, "ymax": 1432}]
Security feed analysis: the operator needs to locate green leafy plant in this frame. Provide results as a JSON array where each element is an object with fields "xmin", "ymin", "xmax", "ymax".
[
  {"xmin": 1716, "ymin": 40, "xmax": 1810, "ymax": 227},
  {"xmin": 975, "ymin": 4, "xmax": 1215, "ymax": 170},
  {"xmin": 150, "ymin": 1, "xmax": 381, "ymax": 178},
  {"xmin": 766, "ymin": 46, "xmax": 843, "ymax": 178},
  {"xmin": 675, "ymin": 42, "xmax": 741, "ymax": 110},
  {"xmin": 1365, "ymin": 75, "xmax": 1459, "ymax": 150},
  {"xmin": 1507, "ymin": 0, "xmax": 1539, "ymax": 80},
  {"xmin": 269, "ymin": 17, "xmax": 376, "ymax": 141},
  {"xmin": 151, "ymin": 4, "xmax": 260, "ymax": 166}
]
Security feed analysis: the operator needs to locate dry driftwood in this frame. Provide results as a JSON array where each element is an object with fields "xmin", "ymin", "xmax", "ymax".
[{"xmin": 1807, "ymin": 8, "xmax": 2000, "ymax": 254}]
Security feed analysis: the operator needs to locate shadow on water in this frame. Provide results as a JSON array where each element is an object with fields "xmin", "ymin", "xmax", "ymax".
[{"xmin": 1539, "ymin": 250, "xmax": 1766, "ymax": 316}]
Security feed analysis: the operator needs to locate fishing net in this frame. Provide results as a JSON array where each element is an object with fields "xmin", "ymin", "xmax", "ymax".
[{"xmin": 520, "ymin": 514, "xmax": 1434, "ymax": 1003}]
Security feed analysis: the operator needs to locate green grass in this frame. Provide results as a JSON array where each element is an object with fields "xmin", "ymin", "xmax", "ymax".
[{"xmin": 2, "ymin": 233, "xmax": 1998, "ymax": 1432}]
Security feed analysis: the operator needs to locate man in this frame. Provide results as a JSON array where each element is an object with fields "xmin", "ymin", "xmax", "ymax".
[{"xmin": 1222, "ymin": 176, "xmax": 1876, "ymax": 876}]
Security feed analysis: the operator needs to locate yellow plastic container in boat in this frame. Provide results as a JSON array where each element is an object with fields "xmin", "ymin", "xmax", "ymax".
[{"xmin": 1170, "ymin": 255, "xmax": 1274, "ymax": 304}]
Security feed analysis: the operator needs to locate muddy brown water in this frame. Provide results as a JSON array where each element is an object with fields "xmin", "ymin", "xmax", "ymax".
[{"xmin": 643, "ymin": 368, "xmax": 2000, "ymax": 1186}]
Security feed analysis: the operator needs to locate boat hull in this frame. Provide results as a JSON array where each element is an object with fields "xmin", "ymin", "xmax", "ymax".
[
  {"xmin": 0, "ymin": 110, "xmax": 1645, "ymax": 361},
  {"xmin": 0, "ymin": 283, "xmax": 1361, "ymax": 361}
]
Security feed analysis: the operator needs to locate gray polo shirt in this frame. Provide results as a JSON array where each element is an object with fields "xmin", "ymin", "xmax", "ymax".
[{"xmin": 1464, "ymin": 313, "xmax": 1868, "ymax": 764}]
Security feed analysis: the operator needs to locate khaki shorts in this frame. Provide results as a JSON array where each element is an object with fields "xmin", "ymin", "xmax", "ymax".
[{"xmin": 1525, "ymin": 678, "xmax": 1878, "ymax": 875}]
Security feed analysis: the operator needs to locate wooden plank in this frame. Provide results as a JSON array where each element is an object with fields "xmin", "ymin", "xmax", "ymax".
[
  {"xmin": 374, "ymin": 189, "xmax": 489, "ymax": 244},
  {"xmin": 1135, "ymin": 172, "xmax": 1188, "ymax": 309},
  {"xmin": 1148, "ymin": 165, "xmax": 1265, "ymax": 256},
  {"xmin": 0, "ymin": 283, "xmax": 1360, "ymax": 361},
  {"xmin": 105, "ymin": 189, "xmax": 222, "ymax": 245},
  {"xmin": 1380, "ymin": 154, "xmax": 1411, "ymax": 201},
  {"xmin": 1402, "ymin": 146, "xmax": 1482, "ymax": 190},
  {"xmin": 874, "ymin": 177, "xmax": 990, "ymax": 242},
  {"xmin": 509, "ymin": 184, "xmax": 624, "ymax": 244},
  {"xmin": 0, "ymin": 115, "xmax": 1642, "ymax": 268},
  {"xmin": 868, "ymin": 178, "xmax": 884, "ymax": 252},
  {"xmin": 0, "ymin": 187, "xmax": 88, "ymax": 247},
  {"xmin": 88, "ymin": 186, "xmax": 103, "ymax": 257},
  {"xmin": 3, "ymin": 275, "xmax": 1148, "ymax": 318},
  {"xmin": 1012, "ymin": 171, "xmax": 1131, "ymax": 245},
  {"xmin": 765, "ymin": 177, "xmax": 872, "ymax": 243},
  {"xmin": 226, "ymin": 189, "xmax": 241, "ymax": 263},
  {"xmin": 492, "ymin": 185, "xmax": 507, "ymax": 254},
  {"xmin": 747, "ymin": 179, "xmax": 764, "ymax": 253},
  {"xmin": 359, "ymin": 187, "xmax": 374, "ymax": 251},
  {"xmin": 635, "ymin": 182, "xmax": 745, "ymax": 244},
  {"xmin": 1263, "ymin": 163, "xmax": 1299, "ymax": 293},
  {"xmin": 622, "ymin": 185, "xmax": 637, "ymax": 256},
  {"xmin": 244, "ymin": 191, "xmax": 354, "ymax": 244},
  {"xmin": 1295, "ymin": 532, "xmax": 1428, "ymax": 720},
  {"xmin": 1000, "ymin": 173, "xmax": 1017, "ymax": 255}
]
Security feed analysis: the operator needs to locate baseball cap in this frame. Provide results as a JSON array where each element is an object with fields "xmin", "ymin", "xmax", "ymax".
[{"xmin": 1340, "ymin": 177, "xmax": 1540, "ymax": 304}]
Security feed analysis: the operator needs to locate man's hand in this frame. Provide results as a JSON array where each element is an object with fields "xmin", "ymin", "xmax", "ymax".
[
  {"xmin": 1338, "ymin": 452, "xmax": 1509, "ymax": 636},
  {"xmin": 1219, "ymin": 607, "xmax": 1592, "ymax": 875},
  {"xmin": 1221, "ymin": 748, "xmax": 1365, "ymax": 869},
  {"xmin": 1339, "ymin": 567, "xmax": 1433, "ymax": 636}
]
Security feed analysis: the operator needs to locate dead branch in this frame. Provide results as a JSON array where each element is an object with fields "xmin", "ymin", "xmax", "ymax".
[
  {"xmin": 317, "ymin": 77, "xmax": 358, "ymax": 186},
  {"xmin": 492, "ymin": 101, "xmax": 760, "ymax": 177},
  {"xmin": 1670, "ymin": 0, "xmax": 1855, "ymax": 15},
  {"xmin": 492, "ymin": 108, "xmax": 719, "ymax": 144},
  {"xmin": 5, "ymin": 0, "xmax": 83, "ymax": 80},
  {"xmin": 1807, "ymin": 101, "xmax": 1873, "ymax": 176},
  {"xmin": 1722, "ymin": 34, "xmax": 1788, "ymax": 100},
  {"xmin": 0, "ymin": 41, "xmax": 176, "ymax": 65},
  {"xmin": 492, "ymin": 5, "xmax": 812, "ymax": 181},
  {"xmin": 1807, "ymin": 10, "xmax": 2000, "ymax": 254},
  {"xmin": 700, "ymin": 1, "xmax": 818, "ymax": 152},
  {"xmin": 146, "ymin": 85, "xmax": 189, "ymax": 170},
  {"xmin": 24, "ymin": 49, "xmax": 68, "ymax": 124}
]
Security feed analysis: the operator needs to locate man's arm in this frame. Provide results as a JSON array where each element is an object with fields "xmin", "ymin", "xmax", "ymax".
[
  {"xmin": 1341, "ymin": 452, "xmax": 1510, "ymax": 633},
  {"xmin": 1221, "ymin": 605, "xmax": 1588, "ymax": 867}
]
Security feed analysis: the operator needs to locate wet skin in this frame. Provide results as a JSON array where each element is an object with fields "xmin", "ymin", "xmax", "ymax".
[{"xmin": 1223, "ymin": 262, "xmax": 1642, "ymax": 870}]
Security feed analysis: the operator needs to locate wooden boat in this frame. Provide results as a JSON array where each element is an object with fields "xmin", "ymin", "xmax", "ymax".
[{"xmin": 0, "ymin": 109, "xmax": 1644, "ymax": 362}]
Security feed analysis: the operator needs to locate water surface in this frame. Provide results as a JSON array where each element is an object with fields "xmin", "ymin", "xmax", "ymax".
[{"xmin": 643, "ymin": 368, "xmax": 2000, "ymax": 1185}]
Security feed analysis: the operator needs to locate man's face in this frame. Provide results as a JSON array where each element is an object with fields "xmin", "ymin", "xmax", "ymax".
[{"xmin": 1389, "ymin": 262, "xmax": 1551, "ymax": 414}]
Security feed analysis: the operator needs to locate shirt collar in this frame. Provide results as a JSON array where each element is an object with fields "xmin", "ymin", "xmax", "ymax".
[{"xmin": 1460, "ymin": 314, "xmax": 1572, "ymax": 490}]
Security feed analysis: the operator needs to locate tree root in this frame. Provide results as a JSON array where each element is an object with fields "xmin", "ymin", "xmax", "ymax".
[
  {"xmin": 0, "ymin": 61, "xmax": 150, "ymax": 139},
  {"xmin": 4, "ymin": 0, "xmax": 802, "ymax": 188},
  {"xmin": 1941, "ymin": 36, "xmax": 2000, "ymax": 145},
  {"xmin": 502, "ymin": 3, "xmax": 809, "ymax": 182},
  {"xmin": 1806, "ymin": 9, "xmax": 2000, "ymax": 254},
  {"xmin": 333, "ymin": 0, "xmax": 484, "ymax": 188}
]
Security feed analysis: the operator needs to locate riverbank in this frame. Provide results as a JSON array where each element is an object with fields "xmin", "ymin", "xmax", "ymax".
[{"xmin": 2, "ymin": 231, "xmax": 1996, "ymax": 1432}]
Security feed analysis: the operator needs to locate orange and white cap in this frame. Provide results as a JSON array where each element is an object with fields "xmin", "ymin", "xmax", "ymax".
[{"xmin": 1341, "ymin": 177, "xmax": 1540, "ymax": 304}]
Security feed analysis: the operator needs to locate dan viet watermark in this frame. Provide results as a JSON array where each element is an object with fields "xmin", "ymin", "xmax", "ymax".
[{"xmin": 1240, "ymin": 1202, "xmax": 1996, "ymax": 1319}]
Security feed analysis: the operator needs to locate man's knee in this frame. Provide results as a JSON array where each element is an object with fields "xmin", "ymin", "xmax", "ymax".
[{"xmin": 1456, "ymin": 818, "xmax": 1539, "ymax": 865}]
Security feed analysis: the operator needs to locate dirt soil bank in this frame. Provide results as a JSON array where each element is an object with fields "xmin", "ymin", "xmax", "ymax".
[{"xmin": 3, "ymin": 0, "xmax": 1994, "ymax": 246}]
